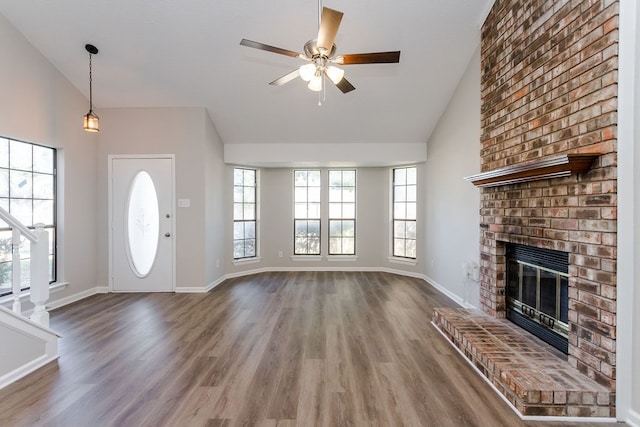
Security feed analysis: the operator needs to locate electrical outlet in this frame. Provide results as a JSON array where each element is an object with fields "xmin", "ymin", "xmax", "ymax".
[{"xmin": 278, "ymin": 251, "xmax": 283, "ymax": 257}]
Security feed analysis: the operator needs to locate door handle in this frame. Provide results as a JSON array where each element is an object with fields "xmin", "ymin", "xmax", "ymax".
[{"xmin": 165, "ymin": 232, "xmax": 171, "ymax": 237}]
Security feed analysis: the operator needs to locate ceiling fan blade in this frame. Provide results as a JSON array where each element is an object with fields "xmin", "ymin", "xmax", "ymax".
[
  {"xmin": 334, "ymin": 76, "xmax": 356, "ymax": 94},
  {"xmin": 317, "ymin": 7, "xmax": 343, "ymax": 53},
  {"xmin": 269, "ymin": 69, "xmax": 300, "ymax": 86},
  {"xmin": 240, "ymin": 39, "xmax": 303, "ymax": 59},
  {"xmin": 336, "ymin": 51, "xmax": 401, "ymax": 65}
]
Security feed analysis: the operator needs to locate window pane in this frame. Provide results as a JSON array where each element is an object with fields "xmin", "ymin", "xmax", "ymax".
[
  {"xmin": 294, "ymin": 170, "xmax": 308, "ymax": 186},
  {"xmin": 243, "ymin": 203, "xmax": 255, "ymax": 221},
  {"xmin": 406, "ymin": 221, "xmax": 417, "ymax": 239},
  {"xmin": 342, "ymin": 220, "xmax": 355, "ymax": 237},
  {"xmin": 0, "ymin": 169, "xmax": 8, "ymax": 197},
  {"xmin": 245, "ymin": 221, "xmax": 255, "ymax": 238},
  {"xmin": 33, "ymin": 173, "xmax": 54, "ymax": 199},
  {"xmin": 394, "ymin": 168, "xmax": 406, "ymax": 185},
  {"xmin": 0, "ymin": 138, "xmax": 8, "ymax": 168},
  {"xmin": 329, "ymin": 187, "xmax": 341, "ymax": 202},
  {"xmin": 10, "ymin": 140, "xmax": 32, "ymax": 171},
  {"xmin": 308, "ymin": 203, "xmax": 320, "ymax": 218},
  {"xmin": 406, "ymin": 184, "xmax": 417, "ymax": 202},
  {"xmin": 33, "ymin": 200, "xmax": 54, "ymax": 225},
  {"xmin": 245, "ymin": 239, "xmax": 256, "ymax": 257},
  {"xmin": 406, "ymin": 202, "xmax": 417, "ymax": 220},
  {"xmin": 295, "ymin": 187, "xmax": 308, "ymax": 203},
  {"xmin": 308, "ymin": 187, "xmax": 321, "ymax": 203},
  {"xmin": 295, "ymin": 220, "xmax": 308, "ymax": 236},
  {"xmin": 244, "ymin": 186, "xmax": 256, "ymax": 203},
  {"xmin": 10, "ymin": 199, "xmax": 32, "ymax": 226},
  {"xmin": 394, "ymin": 203, "xmax": 406, "ymax": 219},
  {"xmin": 243, "ymin": 169, "xmax": 255, "ymax": 186},
  {"xmin": 343, "ymin": 170, "xmax": 356, "ymax": 186},
  {"xmin": 307, "ymin": 220, "xmax": 320, "ymax": 236},
  {"xmin": 295, "ymin": 203, "xmax": 307, "ymax": 218},
  {"xmin": 394, "ymin": 239, "xmax": 406, "ymax": 257},
  {"xmin": 343, "ymin": 203, "xmax": 355, "ymax": 218},
  {"xmin": 234, "ymin": 222, "xmax": 244, "ymax": 239},
  {"xmin": 234, "ymin": 168, "xmax": 244, "ymax": 185},
  {"xmin": 342, "ymin": 187, "xmax": 355, "ymax": 203},
  {"xmin": 329, "ymin": 220, "xmax": 341, "ymax": 236},
  {"xmin": 234, "ymin": 186, "xmax": 244, "ymax": 203},
  {"xmin": 406, "ymin": 167, "xmax": 417, "ymax": 185},
  {"xmin": 405, "ymin": 239, "xmax": 417, "ymax": 258},
  {"xmin": 329, "ymin": 170, "xmax": 342, "ymax": 186},
  {"xmin": 329, "ymin": 237, "xmax": 340, "ymax": 254},
  {"xmin": 394, "ymin": 221, "xmax": 406, "ymax": 238},
  {"xmin": 10, "ymin": 170, "xmax": 32, "ymax": 198},
  {"xmin": 234, "ymin": 240, "xmax": 244, "ymax": 258},
  {"xmin": 234, "ymin": 203, "xmax": 244, "ymax": 219},
  {"xmin": 308, "ymin": 171, "xmax": 321, "ymax": 187},
  {"xmin": 342, "ymin": 238, "xmax": 355, "ymax": 254},
  {"xmin": 33, "ymin": 145, "xmax": 54, "ymax": 174},
  {"xmin": 394, "ymin": 186, "xmax": 406, "ymax": 202},
  {"xmin": 329, "ymin": 203, "xmax": 341, "ymax": 218},
  {"xmin": 308, "ymin": 237, "xmax": 320, "ymax": 254}
]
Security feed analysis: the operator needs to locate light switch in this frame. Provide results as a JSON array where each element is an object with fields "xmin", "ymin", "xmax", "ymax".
[{"xmin": 178, "ymin": 199, "xmax": 190, "ymax": 208}]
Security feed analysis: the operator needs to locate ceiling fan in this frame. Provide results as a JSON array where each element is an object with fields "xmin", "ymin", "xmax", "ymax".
[{"xmin": 240, "ymin": 6, "xmax": 400, "ymax": 94}]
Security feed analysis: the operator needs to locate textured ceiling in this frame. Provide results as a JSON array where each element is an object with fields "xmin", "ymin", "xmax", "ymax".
[{"xmin": 0, "ymin": 0, "xmax": 493, "ymax": 146}]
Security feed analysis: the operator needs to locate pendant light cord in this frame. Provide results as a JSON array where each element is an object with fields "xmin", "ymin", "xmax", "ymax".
[{"xmin": 88, "ymin": 53, "xmax": 93, "ymax": 111}]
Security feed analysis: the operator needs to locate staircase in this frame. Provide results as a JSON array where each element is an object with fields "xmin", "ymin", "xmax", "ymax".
[{"xmin": 0, "ymin": 206, "xmax": 61, "ymax": 390}]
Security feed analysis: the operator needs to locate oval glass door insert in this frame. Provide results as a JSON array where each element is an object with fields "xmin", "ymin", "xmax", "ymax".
[{"xmin": 126, "ymin": 170, "xmax": 160, "ymax": 277}]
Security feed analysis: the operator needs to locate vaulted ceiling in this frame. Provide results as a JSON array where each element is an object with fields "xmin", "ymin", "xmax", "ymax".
[{"xmin": 0, "ymin": 1, "xmax": 493, "ymax": 146}]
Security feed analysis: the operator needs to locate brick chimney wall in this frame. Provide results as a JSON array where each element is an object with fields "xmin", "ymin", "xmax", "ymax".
[{"xmin": 479, "ymin": 0, "xmax": 619, "ymax": 390}]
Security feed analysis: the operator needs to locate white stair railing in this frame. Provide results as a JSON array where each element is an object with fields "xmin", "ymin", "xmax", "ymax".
[{"xmin": 0, "ymin": 206, "xmax": 51, "ymax": 328}]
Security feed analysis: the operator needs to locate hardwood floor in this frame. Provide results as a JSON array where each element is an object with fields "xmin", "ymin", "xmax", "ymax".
[{"xmin": 0, "ymin": 272, "xmax": 621, "ymax": 426}]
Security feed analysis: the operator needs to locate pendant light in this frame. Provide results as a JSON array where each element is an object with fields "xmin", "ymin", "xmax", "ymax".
[{"xmin": 83, "ymin": 44, "xmax": 99, "ymax": 132}]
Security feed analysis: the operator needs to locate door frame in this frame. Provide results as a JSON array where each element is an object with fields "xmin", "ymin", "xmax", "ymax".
[{"xmin": 108, "ymin": 154, "xmax": 176, "ymax": 292}]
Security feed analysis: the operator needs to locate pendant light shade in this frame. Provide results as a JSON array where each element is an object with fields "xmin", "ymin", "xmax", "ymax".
[{"xmin": 83, "ymin": 44, "xmax": 99, "ymax": 132}]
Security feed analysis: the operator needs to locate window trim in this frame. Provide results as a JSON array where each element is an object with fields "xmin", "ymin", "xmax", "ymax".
[
  {"xmin": 391, "ymin": 166, "xmax": 417, "ymax": 260},
  {"xmin": 328, "ymin": 169, "xmax": 356, "ymax": 256},
  {"xmin": 232, "ymin": 167, "xmax": 258, "ymax": 260},
  {"xmin": 293, "ymin": 169, "xmax": 322, "ymax": 256}
]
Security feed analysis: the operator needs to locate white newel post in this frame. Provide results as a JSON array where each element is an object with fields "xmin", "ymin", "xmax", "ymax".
[
  {"xmin": 29, "ymin": 224, "xmax": 50, "ymax": 328},
  {"xmin": 11, "ymin": 228, "xmax": 22, "ymax": 314}
]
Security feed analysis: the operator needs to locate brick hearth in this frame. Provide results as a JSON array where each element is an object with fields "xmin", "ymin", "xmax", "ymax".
[{"xmin": 433, "ymin": 308, "xmax": 614, "ymax": 418}]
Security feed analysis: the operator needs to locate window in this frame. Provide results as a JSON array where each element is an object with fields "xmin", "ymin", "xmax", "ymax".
[
  {"xmin": 294, "ymin": 170, "xmax": 321, "ymax": 255},
  {"xmin": 0, "ymin": 137, "xmax": 56, "ymax": 296},
  {"xmin": 233, "ymin": 168, "xmax": 257, "ymax": 259},
  {"xmin": 328, "ymin": 170, "xmax": 356, "ymax": 255},
  {"xmin": 392, "ymin": 166, "xmax": 417, "ymax": 259}
]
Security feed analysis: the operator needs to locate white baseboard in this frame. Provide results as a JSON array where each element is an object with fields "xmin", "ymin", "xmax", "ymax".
[
  {"xmin": 0, "ymin": 353, "xmax": 59, "ymax": 390},
  {"xmin": 423, "ymin": 274, "xmax": 475, "ymax": 309},
  {"xmin": 47, "ymin": 286, "xmax": 108, "ymax": 311},
  {"xmin": 625, "ymin": 409, "xmax": 640, "ymax": 427}
]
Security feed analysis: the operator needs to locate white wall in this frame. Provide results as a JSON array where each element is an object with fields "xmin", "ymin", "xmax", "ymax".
[
  {"xmin": 204, "ymin": 115, "xmax": 228, "ymax": 287},
  {"xmin": 424, "ymin": 47, "xmax": 481, "ymax": 308},
  {"xmin": 96, "ymin": 107, "xmax": 215, "ymax": 290},
  {"xmin": 0, "ymin": 13, "xmax": 98, "ymax": 304},
  {"xmin": 618, "ymin": 0, "xmax": 640, "ymax": 424}
]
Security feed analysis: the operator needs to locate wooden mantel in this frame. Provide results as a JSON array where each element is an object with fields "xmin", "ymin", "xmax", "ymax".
[{"xmin": 464, "ymin": 153, "xmax": 600, "ymax": 188}]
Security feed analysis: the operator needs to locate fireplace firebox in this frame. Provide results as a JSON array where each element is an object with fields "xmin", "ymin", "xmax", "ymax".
[{"xmin": 505, "ymin": 244, "xmax": 569, "ymax": 354}]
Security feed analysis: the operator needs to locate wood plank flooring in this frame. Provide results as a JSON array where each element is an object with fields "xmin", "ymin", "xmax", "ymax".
[{"xmin": 0, "ymin": 272, "xmax": 622, "ymax": 426}]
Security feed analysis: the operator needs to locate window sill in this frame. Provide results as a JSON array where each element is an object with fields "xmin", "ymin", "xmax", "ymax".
[
  {"xmin": 387, "ymin": 256, "xmax": 418, "ymax": 266},
  {"xmin": 0, "ymin": 281, "xmax": 69, "ymax": 307},
  {"xmin": 291, "ymin": 255, "xmax": 322, "ymax": 262},
  {"xmin": 327, "ymin": 255, "xmax": 359, "ymax": 262},
  {"xmin": 232, "ymin": 256, "xmax": 262, "ymax": 266}
]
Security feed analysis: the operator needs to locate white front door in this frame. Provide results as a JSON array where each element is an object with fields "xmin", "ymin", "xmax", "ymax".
[{"xmin": 110, "ymin": 156, "xmax": 174, "ymax": 292}]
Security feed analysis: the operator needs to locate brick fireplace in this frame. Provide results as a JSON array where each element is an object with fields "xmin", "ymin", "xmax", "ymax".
[{"xmin": 478, "ymin": 0, "xmax": 619, "ymax": 396}]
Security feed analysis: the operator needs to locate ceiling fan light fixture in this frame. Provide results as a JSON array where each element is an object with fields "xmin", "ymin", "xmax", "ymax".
[
  {"xmin": 299, "ymin": 63, "xmax": 317, "ymax": 82},
  {"xmin": 308, "ymin": 75, "xmax": 323, "ymax": 92},
  {"xmin": 325, "ymin": 66, "xmax": 345, "ymax": 84}
]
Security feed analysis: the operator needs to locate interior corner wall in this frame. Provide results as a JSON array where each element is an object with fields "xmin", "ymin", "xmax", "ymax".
[
  {"xmin": 204, "ymin": 114, "xmax": 228, "ymax": 287},
  {"xmin": 96, "ymin": 107, "xmax": 210, "ymax": 290},
  {"xmin": 424, "ymin": 46, "xmax": 482, "ymax": 308},
  {"xmin": 0, "ymin": 13, "xmax": 98, "ymax": 303}
]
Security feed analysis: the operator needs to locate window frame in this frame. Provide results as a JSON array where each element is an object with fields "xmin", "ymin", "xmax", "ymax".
[
  {"xmin": 0, "ymin": 137, "xmax": 57, "ymax": 297},
  {"xmin": 392, "ymin": 166, "xmax": 417, "ymax": 260},
  {"xmin": 232, "ymin": 167, "xmax": 258, "ymax": 260},
  {"xmin": 328, "ymin": 169, "xmax": 356, "ymax": 256}
]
